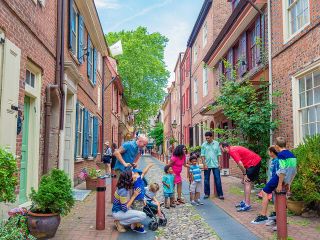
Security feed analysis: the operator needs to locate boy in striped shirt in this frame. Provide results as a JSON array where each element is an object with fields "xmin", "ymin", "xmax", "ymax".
[{"xmin": 189, "ymin": 155, "xmax": 204, "ymax": 206}]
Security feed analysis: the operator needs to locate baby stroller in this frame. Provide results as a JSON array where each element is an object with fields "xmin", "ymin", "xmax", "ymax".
[{"xmin": 143, "ymin": 200, "xmax": 167, "ymax": 231}]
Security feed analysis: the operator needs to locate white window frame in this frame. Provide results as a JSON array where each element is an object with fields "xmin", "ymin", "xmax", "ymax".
[
  {"xmin": 203, "ymin": 22, "xmax": 208, "ymax": 47},
  {"xmin": 76, "ymin": 104, "xmax": 84, "ymax": 158},
  {"xmin": 283, "ymin": 0, "xmax": 310, "ymax": 42},
  {"xmin": 97, "ymin": 85, "xmax": 101, "ymax": 110},
  {"xmin": 292, "ymin": 61, "xmax": 320, "ymax": 146},
  {"xmin": 97, "ymin": 52, "xmax": 102, "ymax": 75},
  {"xmin": 203, "ymin": 67, "xmax": 208, "ymax": 96},
  {"xmin": 194, "ymin": 79, "xmax": 198, "ymax": 105},
  {"xmin": 88, "ymin": 113, "xmax": 94, "ymax": 156},
  {"xmin": 193, "ymin": 44, "xmax": 198, "ymax": 63},
  {"xmin": 71, "ymin": 4, "xmax": 79, "ymax": 56}
]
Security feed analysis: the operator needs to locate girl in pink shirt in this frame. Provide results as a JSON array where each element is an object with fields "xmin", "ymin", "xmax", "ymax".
[{"xmin": 169, "ymin": 145, "xmax": 187, "ymax": 204}]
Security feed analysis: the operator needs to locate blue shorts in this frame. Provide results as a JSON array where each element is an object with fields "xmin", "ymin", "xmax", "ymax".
[
  {"xmin": 263, "ymin": 175, "xmax": 279, "ymax": 194},
  {"xmin": 164, "ymin": 192, "xmax": 174, "ymax": 198}
]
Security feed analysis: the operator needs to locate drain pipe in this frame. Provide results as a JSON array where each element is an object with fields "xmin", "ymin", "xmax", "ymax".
[
  {"xmin": 59, "ymin": 0, "xmax": 66, "ymax": 131},
  {"xmin": 268, "ymin": 0, "xmax": 273, "ymax": 145},
  {"xmin": 101, "ymin": 56, "xmax": 106, "ymax": 154}
]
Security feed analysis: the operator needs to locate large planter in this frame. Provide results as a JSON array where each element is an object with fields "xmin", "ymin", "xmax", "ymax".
[
  {"xmin": 287, "ymin": 199, "xmax": 305, "ymax": 215},
  {"xmin": 86, "ymin": 177, "xmax": 98, "ymax": 190},
  {"xmin": 27, "ymin": 211, "xmax": 61, "ymax": 239}
]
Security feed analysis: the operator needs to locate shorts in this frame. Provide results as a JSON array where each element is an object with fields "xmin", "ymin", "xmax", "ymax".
[
  {"xmin": 111, "ymin": 157, "xmax": 116, "ymax": 169},
  {"xmin": 164, "ymin": 192, "xmax": 174, "ymax": 198},
  {"xmin": 132, "ymin": 200, "xmax": 145, "ymax": 211},
  {"xmin": 103, "ymin": 155, "xmax": 111, "ymax": 164},
  {"xmin": 189, "ymin": 181, "xmax": 202, "ymax": 193},
  {"xmin": 263, "ymin": 175, "xmax": 279, "ymax": 194},
  {"xmin": 246, "ymin": 162, "xmax": 261, "ymax": 182}
]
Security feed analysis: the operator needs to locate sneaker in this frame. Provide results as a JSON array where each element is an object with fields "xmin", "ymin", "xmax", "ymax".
[
  {"xmin": 268, "ymin": 211, "xmax": 276, "ymax": 220},
  {"xmin": 218, "ymin": 196, "xmax": 225, "ymax": 200},
  {"xmin": 251, "ymin": 215, "xmax": 268, "ymax": 224},
  {"xmin": 237, "ymin": 204, "xmax": 252, "ymax": 212},
  {"xmin": 131, "ymin": 226, "xmax": 147, "ymax": 234},
  {"xmin": 235, "ymin": 200, "xmax": 245, "ymax": 208},
  {"xmin": 191, "ymin": 201, "xmax": 196, "ymax": 206},
  {"xmin": 265, "ymin": 219, "xmax": 276, "ymax": 226},
  {"xmin": 203, "ymin": 195, "xmax": 210, "ymax": 199},
  {"xmin": 195, "ymin": 200, "xmax": 204, "ymax": 205},
  {"xmin": 272, "ymin": 226, "xmax": 277, "ymax": 231}
]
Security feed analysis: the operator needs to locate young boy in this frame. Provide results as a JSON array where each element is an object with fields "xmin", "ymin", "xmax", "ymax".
[
  {"xmin": 251, "ymin": 137, "xmax": 297, "ymax": 224},
  {"xmin": 162, "ymin": 165, "xmax": 175, "ymax": 209},
  {"xmin": 189, "ymin": 155, "xmax": 203, "ymax": 206},
  {"xmin": 144, "ymin": 183, "xmax": 164, "ymax": 219},
  {"xmin": 132, "ymin": 163, "xmax": 154, "ymax": 211}
]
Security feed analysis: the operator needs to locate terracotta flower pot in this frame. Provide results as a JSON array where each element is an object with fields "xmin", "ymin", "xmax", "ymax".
[
  {"xmin": 27, "ymin": 211, "xmax": 61, "ymax": 239},
  {"xmin": 287, "ymin": 199, "xmax": 305, "ymax": 215},
  {"xmin": 86, "ymin": 177, "xmax": 98, "ymax": 190}
]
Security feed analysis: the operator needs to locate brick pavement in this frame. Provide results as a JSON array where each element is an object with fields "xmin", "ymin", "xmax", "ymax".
[{"xmin": 53, "ymin": 181, "xmax": 118, "ymax": 240}]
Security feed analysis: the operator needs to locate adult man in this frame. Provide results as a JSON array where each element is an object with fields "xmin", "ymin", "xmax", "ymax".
[
  {"xmin": 113, "ymin": 136, "xmax": 149, "ymax": 176},
  {"xmin": 220, "ymin": 142, "xmax": 261, "ymax": 212},
  {"xmin": 201, "ymin": 132, "xmax": 224, "ymax": 200}
]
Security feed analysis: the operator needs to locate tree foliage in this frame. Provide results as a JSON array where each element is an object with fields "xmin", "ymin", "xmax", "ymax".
[
  {"xmin": 106, "ymin": 27, "xmax": 170, "ymax": 126},
  {"xmin": 148, "ymin": 123, "xmax": 164, "ymax": 146}
]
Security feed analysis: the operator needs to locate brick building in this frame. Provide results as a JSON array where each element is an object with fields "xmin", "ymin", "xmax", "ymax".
[
  {"xmin": 271, "ymin": 0, "xmax": 320, "ymax": 147},
  {"xmin": 0, "ymin": 0, "xmax": 58, "ymax": 208},
  {"xmin": 162, "ymin": 87, "xmax": 172, "ymax": 156},
  {"xmin": 188, "ymin": 0, "xmax": 231, "ymax": 147}
]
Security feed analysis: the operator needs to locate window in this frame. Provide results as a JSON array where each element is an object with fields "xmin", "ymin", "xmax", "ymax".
[
  {"xmin": 26, "ymin": 70, "xmax": 35, "ymax": 88},
  {"xmin": 193, "ymin": 44, "xmax": 198, "ymax": 63},
  {"xmin": 203, "ymin": 22, "xmax": 208, "ymax": 47},
  {"xmin": 298, "ymin": 71, "xmax": 320, "ymax": 138},
  {"xmin": 194, "ymin": 79, "xmax": 198, "ymax": 105},
  {"xmin": 76, "ymin": 104, "xmax": 84, "ymax": 158},
  {"xmin": 71, "ymin": 4, "xmax": 78, "ymax": 55},
  {"xmin": 88, "ymin": 113, "xmax": 93, "ymax": 156},
  {"xmin": 203, "ymin": 67, "xmax": 208, "ymax": 96},
  {"xmin": 287, "ymin": 0, "xmax": 310, "ymax": 38}
]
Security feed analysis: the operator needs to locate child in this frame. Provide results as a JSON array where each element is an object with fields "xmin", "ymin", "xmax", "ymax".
[
  {"xmin": 251, "ymin": 137, "xmax": 297, "ymax": 224},
  {"xmin": 132, "ymin": 163, "xmax": 154, "ymax": 211},
  {"xmin": 144, "ymin": 183, "xmax": 164, "ymax": 219},
  {"xmin": 189, "ymin": 155, "xmax": 203, "ymax": 206},
  {"xmin": 162, "ymin": 165, "xmax": 175, "ymax": 209},
  {"xmin": 265, "ymin": 146, "xmax": 280, "ymax": 226}
]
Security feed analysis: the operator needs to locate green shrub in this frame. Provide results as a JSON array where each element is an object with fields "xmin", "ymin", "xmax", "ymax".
[
  {"xmin": 29, "ymin": 169, "xmax": 75, "ymax": 216},
  {"xmin": 291, "ymin": 134, "xmax": 320, "ymax": 205},
  {"xmin": 0, "ymin": 148, "xmax": 18, "ymax": 203},
  {"xmin": 0, "ymin": 215, "xmax": 36, "ymax": 240}
]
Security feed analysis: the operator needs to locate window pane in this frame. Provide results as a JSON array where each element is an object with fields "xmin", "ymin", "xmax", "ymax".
[
  {"xmin": 317, "ymin": 106, "xmax": 320, "ymax": 121},
  {"xmin": 317, "ymin": 123, "xmax": 320, "ymax": 134},
  {"xmin": 301, "ymin": 124, "xmax": 308, "ymax": 137},
  {"xmin": 31, "ymin": 73, "xmax": 35, "ymax": 87},
  {"xmin": 310, "ymin": 123, "xmax": 316, "ymax": 136},
  {"xmin": 314, "ymin": 71, "xmax": 320, "ymax": 87},
  {"xmin": 26, "ymin": 70, "xmax": 30, "ymax": 85},
  {"xmin": 309, "ymin": 107, "xmax": 316, "ymax": 122},
  {"xmin": 306, "ymin": 75, "xmax": 312, "ymax": 89},
  {"xmin": 307, "ymin": 90, "xmax": 313, "ymax": 106},
  {"xmin": 300, "ymin": 92, "xmax": 306, "ymax": 107},
  {"xmin": 299, "ymin": 78, "xmax": 305, "ymax": 92},
  {"xmin": 301, "ymin": 109, "xmax": 308, "ymax": 123},
  {"xmin": 314, "ymin": 87, "xmax": 320, "ymax": 104}
]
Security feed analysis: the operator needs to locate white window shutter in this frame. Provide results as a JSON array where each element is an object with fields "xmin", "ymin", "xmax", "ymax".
[{"xmin": 0, "ymin": 39, "xmax": 21, "ymax": 153}]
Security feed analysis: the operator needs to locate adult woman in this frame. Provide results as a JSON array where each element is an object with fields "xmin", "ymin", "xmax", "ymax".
[
  {"xmin": 169, "ymin": 145, "xmax": 187, "ymax": 204},
  {"xmin": 112, "ymin": 170, "xmax": 147, "ymax": 233}
]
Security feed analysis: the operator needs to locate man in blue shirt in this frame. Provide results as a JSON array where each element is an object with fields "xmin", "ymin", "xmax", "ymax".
[
  {"xmin": 113, "ymin": 136, "xmax": 148, "ymax": 174},
  {"xmin": 201, "ymin": 131, "xmax": 224, "ymax": 200}
]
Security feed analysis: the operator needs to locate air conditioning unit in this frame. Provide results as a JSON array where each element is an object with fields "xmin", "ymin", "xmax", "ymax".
[{"xmin": 220, "ymin": 168, "xmax": 230, "ymax": 176}]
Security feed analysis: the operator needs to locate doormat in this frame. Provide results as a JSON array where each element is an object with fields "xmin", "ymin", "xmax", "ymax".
[{"xmin": 72, "ymin": 189, "xmax": 91, "ymax": 201}]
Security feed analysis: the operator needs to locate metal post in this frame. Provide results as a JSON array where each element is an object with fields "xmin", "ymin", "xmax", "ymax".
[
  {"xmin": 276, "ymin": 190, "xmax": 287, "ymax": 240},
  {"xmin": 96, "ymin": 177, "xmax": 106, "ymax": 230}
]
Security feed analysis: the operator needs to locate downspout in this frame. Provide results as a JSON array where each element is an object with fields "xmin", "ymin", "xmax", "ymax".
[
  {"xmin": 268, "ymin": 0, "xmax": 273, "ymax": 145},
  {"xmin": 101, "ymin": 56, "xmax": 106, "ymax": 154},
  {"xmin": 59, "ymin": 0, "xmax": 66, "ymax": 131},
  {"xmin": 44, "ymin": 0, "xmax": 63, "ymax": 174},
  {"xmin": 179, "ymin": 57, "xmax": 183, "ymax": 144},
  {"xmin": 189, "ymin": 48, "xmax": 193, "ymax": 146}
]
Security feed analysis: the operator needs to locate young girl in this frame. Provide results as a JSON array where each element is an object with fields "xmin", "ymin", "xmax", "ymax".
[
  {"xmin": 144, "ymin": 183, "xmax": 164, "ymax": 219},
  {"xmin": 112, "ymin": 170, "xmax": 147, "ymax": 233},
  {"xmin": 162, "ymin": 165, "xmax": 175, "ymax": 209}
]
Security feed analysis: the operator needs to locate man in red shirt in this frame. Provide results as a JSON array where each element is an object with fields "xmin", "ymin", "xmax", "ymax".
[{"xmin": 221, "ymin": 142, "xmax": 261, "ymax": 212}]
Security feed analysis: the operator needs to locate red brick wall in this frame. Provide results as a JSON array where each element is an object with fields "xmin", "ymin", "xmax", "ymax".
[
  {"xmin": 0, "ymin": 0, "xmax": 57, "ymax": 182},
  {"xmin": 271, "ymin": 0, "xmax": 320, "ymax": 148}
]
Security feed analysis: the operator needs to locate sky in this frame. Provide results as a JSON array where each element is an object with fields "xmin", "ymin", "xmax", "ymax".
[{"xmin": 94, "ymin": 0, "xmax": 203, "ymax": 85}]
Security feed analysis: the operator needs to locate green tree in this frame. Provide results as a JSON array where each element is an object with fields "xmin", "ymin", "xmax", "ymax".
[
  {"xmin": 148, "ymin": 123, "xmax": 164, "ymax": 147},
  {"xmin": 106, "ymin": 27, "xmax": 170, "ymax": 126}
]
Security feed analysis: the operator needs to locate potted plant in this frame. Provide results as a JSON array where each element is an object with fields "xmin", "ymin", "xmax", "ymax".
[
  {"xmin": 0, "ymin": 214, "xmax": 36, "ymax": 240},
  {"xmin": 27, "ymin": 169, "xmax": 75, "ymax": 239},
  {"xmin": 0, "ymin": 148, "xmax": 18, "ymax": 203},
  {"xmin": 78, "ymin": 167, "xmax": 103, "ymax": 190}
]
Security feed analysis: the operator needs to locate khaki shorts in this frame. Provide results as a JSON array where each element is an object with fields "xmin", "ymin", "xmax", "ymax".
[{"xmin": 189, "ymin": 181, "xmax": 202, "ymax": 194}]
